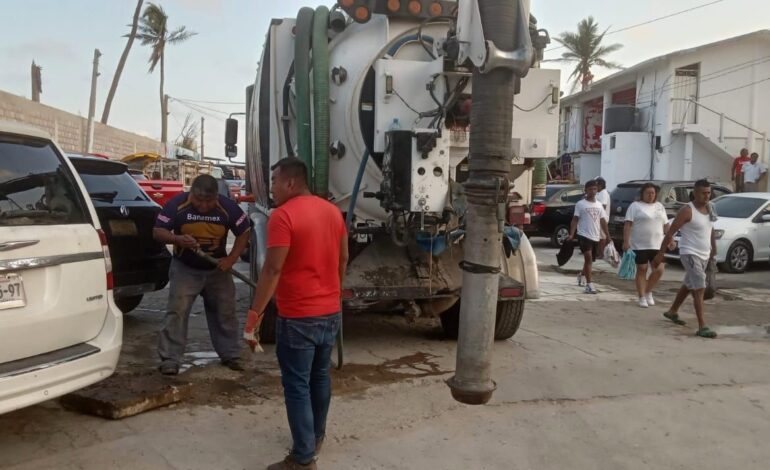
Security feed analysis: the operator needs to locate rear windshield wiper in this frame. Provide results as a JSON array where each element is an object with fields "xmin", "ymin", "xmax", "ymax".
[{"xmin": 89, "ymin": 191, "xmax": 118, "ymax": 202}]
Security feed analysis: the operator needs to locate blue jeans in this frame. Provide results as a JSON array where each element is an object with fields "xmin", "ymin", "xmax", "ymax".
[
  {"xmin": 276, "ymin": 313, "xmax": 341, "ymax": 464},
  {"xmin": 158, "ymin": 259, "xmax": 240, "ymax": 365}
]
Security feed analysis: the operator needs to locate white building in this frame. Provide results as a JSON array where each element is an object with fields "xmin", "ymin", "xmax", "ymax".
[{"xmin": 558, "ymin": 30, "xmax": 770, "ymax": 191}]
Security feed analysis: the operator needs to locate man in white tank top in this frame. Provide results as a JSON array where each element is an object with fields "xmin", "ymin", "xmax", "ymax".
[{"xmin": 653, "ymin": 180, "xmax": 717, "ymax": 338}]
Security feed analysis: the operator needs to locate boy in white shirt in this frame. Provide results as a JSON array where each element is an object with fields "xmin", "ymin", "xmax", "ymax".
[{"xmin": 568, "ymin": 180, "xmax": 611, "ymax": 294}]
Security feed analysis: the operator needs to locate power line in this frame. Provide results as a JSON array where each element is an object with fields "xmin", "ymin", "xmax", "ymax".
[
  {"xmin": 546, "ymin": 0, "xmax": 727, "ymax": 54},
  {"xmin": 171, "ymin": 97, "xmax": 230, "ymax": 116},
  {"xmin": 635, "ymin": 55, "xmax": 770, "ymax": 103},
  {"xmin": 699, "ymin": 75, "xmax": 770, "ymax": 98},
  {"xmin": 174, "ymin": 97, "xmax": 245, "ymax": 105}
]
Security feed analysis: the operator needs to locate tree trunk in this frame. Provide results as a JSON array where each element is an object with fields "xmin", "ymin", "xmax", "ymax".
[
  {"xmin": 160, "ymin": 51, "xmax": 167, "ymax": 153},
  {"xmin": 100, "ymin": 0, "xmax": 143, "ymax": 124}
]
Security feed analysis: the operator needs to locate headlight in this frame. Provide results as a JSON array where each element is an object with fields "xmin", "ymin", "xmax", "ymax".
[{"xmin": 714, "ymin": 229, "xmax": 725, "ymax": 240}]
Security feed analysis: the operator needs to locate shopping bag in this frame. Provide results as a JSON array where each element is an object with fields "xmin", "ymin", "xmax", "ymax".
[
  {"xmin": 556, "ymin": 240, "xmax": 576, "ymax": 266},
  {"xmin": 603, "ymin": 243, "xmax": 620, "ymax": 268},
  {"xmin": 704, "ymin": 258, "xmax": 717, "ymax": 300},
  {"xmin": 618, "ymin": 250, "xmax": 637, "ymax": 280}
]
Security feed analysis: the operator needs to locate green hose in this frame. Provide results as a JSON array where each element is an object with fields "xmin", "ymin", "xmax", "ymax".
[
  {"xmin": 295, "ymin": 7, "xmax": 314, "ymax": 174},
  {"xmin": 533, "ymin": 159, "xmax": 548, "ymax": 198},
  {"xmin": 312, "ymin": 6, "xmax": 330, "ymax": 197}
]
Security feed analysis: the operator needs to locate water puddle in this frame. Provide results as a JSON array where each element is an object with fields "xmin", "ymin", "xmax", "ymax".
[{"xmin": 332, "ymin": 352, "xmax": 449, "ymax": 395}]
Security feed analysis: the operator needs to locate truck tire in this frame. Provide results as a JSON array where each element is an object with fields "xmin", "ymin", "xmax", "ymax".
[
  {"xmin": 115, "ymin": 295, "xmax": 143, "ymax": 314},
  {"xmin": 440, "ymin": 299, "xmax": 525, "ymax": 340},
  {"xmin": 259, "ymin": 301, "xmax": 278, "ymax": 344}
]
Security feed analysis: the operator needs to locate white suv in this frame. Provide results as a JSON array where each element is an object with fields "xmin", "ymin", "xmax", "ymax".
[{"xmin": 0, "ymin": 121, "xmax": 122, "ymax": 415}]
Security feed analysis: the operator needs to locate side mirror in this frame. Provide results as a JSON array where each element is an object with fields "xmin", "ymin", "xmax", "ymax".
[
  {"xmin": 761, "ymin": 214, "xmax": 770, "ymax": 223},
  {"xmin": 225, "ymin": 118, "xmax": 238, "ymax": 159}
]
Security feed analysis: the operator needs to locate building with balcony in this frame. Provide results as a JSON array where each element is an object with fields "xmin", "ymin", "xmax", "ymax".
[{"xmin": 558, "ymin": 30, "xmax": 770, "ymax": 191}]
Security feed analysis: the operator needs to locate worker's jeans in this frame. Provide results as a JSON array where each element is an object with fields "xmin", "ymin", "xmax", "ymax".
[
  {"xmin": 158, "ymin": 259, "xmax": 240, "ymax": 365},
  {"xmin": 276, "ymin": 312, "xmax": 341, "ymax": 464}
]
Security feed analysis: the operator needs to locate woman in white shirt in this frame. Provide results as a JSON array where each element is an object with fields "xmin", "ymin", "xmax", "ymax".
[{"xmin": 622, "ymin": 183, "xmax": 670, "ymax": 308}]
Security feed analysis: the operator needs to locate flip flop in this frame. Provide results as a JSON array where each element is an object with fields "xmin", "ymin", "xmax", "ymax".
[
  {"xmin": 696, "ymin": 327, "xmax": 717, "ymax": 339},
  {"xmin": 663, "ymin": 311, "xmax": 686, "ymax": 326}
]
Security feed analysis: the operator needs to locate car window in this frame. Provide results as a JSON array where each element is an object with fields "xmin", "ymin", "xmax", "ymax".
[
  {"xmin": 711, "ymin": 187, "xmax": 729, "ymax": 199},
  {"xmin": 674, "ymin": 187, "xmax": 691, "ymax": 203},
  {"xmin": 561, "ymin": 189, "xmax": 585, "ymax": 203},
  {"xmin": 611, "ymin": 186, "xmax": 640, "ymax": 203},
  {"xmin": 712, "ymin": 197, "xmax": 766, "ymax": 219},
  {"xmin": 0, "ymin": 135, "xmax": 89, "ymax": 226},
  {"xmin": 78, "ymin": 172, "xmax": 150, "ymax": 203}
]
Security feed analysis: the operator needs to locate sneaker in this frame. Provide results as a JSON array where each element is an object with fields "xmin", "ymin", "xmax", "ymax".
[
  {"xmin": 267, "ymin": 455, "xmax": 317, "ymax": 470},
  {"xmin": 159, "ymin": 362, "xmax": 179, "ymax": 376},
  {"xmin": 638, "ymin": 296, "xmax": 649, "ymax": 308},
  {"xmin": 222, "ymin": 358, "xmax": 244, "ymax": 371},
  {"xmin": 584, "ymin": 284, "xmax": 597, "ymax": 294},
  {"xmin": 577, "ymin": 273, "xmax": 585, "ymax": 286},
  {"xmin": 645, "ymin": 292, "xmax": 656, "ymax": 306}
]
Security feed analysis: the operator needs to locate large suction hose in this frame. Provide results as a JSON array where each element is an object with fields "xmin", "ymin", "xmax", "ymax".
[
  {"xmin": 295, "ymin": 7, "xmax": 314, "ymax": 172},
  {"xmin": 312, "ymin": 6, "xmax": 331, "ymax": 196}
]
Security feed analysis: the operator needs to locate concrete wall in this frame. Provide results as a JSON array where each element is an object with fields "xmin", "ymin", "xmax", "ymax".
[{"xmin": 0, "ymin": 89, "xmax": 162, "ymax": 158}]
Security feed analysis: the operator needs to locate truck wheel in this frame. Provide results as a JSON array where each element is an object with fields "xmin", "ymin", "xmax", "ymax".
[
  {"xmin": 551, "ymin": 225, "xmax": 569, "ymax": 247},
  {"xmin": 494, "ymin": 300, "xmax": 524, "ymax": 340},
  {"xmin": 115, "ymin": 295, "xmax": 143, "ymax": 314},
  {"xmin": 439, "ymin": 299, "xmax": 525, "ymax": 340},
  {"xmin": 259, "ymin": 301, "xmax": 278, "ymax": 344}
]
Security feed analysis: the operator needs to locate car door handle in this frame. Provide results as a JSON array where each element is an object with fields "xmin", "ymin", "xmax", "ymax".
[{"xmin": 0, "ymin": 240, "xmax": 39, "ymax": 252}]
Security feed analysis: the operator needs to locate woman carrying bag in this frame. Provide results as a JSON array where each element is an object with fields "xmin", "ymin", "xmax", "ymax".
[{"xmin": 623, "ymin": 183, "xmax": 670, "ymax": 308}]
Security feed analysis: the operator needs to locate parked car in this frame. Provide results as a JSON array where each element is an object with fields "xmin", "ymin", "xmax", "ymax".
[
  {"xmin": 0, "ymin": 121, "xmax": 122, "ymax": 415},
  {"xmin": 524, "ymin": 184, "xmax": 585, "ymax": 247},
  {"xmin": 68, "ymin": 156, "xmax": 172, "ymax": 313},
  {"xmin": 665, "ymin": 193, "xmax": 770, "ymax": 273},
  {"xmin": 608, "ymin": 180, "xmax": 732, "ymax": 247}
]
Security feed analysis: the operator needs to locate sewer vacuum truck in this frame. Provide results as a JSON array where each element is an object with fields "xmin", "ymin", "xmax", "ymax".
[{"xmin": 227, "ymin": 0, "xmax": 559, "ymax": 400}]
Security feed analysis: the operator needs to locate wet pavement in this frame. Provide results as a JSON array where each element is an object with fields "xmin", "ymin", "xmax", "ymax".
[{"xmin": 2, "ymin": 251, "xmax": 770, "ymax": 469}]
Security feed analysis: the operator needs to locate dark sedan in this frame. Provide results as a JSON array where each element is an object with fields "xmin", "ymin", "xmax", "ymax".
[
  {"xmin": 69, "ymin": 156, "xmax": 172, "ymax": 313},
  {"xmin": 608, "ymin": 180, "xmax": 732, "ymax": 247},
  {"xmin": 525, "ymin": 184, "xmax": 585, "ymax": 247}
]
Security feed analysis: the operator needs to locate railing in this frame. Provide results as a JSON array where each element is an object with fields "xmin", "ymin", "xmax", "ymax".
[{"xmin": 671, "ymin": 97, "xmax": 768, "ymax": 159}]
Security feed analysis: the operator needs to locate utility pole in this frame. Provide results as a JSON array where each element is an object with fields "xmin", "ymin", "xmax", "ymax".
[
  {"xmin": 31, "ymin": 61, "xmax": 42, "ymax": 103},
  {"xmin": 447, "ymin": 0, "xmax": 525, "ymax": 405},
  {"xmin": 85, "ymin": 49, "xmax": 102, "ymax": 153},
  {"xmin": 200, "ymin": 116, "xmax": 205, "ymax": 160}
]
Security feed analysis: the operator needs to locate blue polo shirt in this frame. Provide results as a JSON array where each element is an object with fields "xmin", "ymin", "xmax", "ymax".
[{"xmin": 155, "ymin": 192, "xmax": 250, "ymax": 269}]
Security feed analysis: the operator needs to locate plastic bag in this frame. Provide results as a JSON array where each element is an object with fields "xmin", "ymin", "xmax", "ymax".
[
  {"xmin": 618, "ymin": 250, "xmax": 637, "ymax": 280},
  {"xmin": 603, "ymin": 243, "xmax": 620, "ymax": 268},
  {"xmin": 704, "ymin": 258, "xmax": 717, "ymax": 300},
  {"xmin": 557, "ymin": 240, "xmax": 576, "ymax": 266}
]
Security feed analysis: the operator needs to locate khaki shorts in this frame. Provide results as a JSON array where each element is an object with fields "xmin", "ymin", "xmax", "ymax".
[{"xmin": 681, "ymin": 254, "xmax": 708, "ymax": 290}]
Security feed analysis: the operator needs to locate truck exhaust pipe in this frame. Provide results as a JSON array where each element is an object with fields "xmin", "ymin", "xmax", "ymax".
[{"xmin": 448, "ymin": 0, "xmax": 526, "ymax": 405}]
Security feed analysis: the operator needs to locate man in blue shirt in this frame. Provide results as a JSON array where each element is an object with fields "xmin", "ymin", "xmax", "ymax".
[{"xmin": 153, "ymin": 174, "xmax": 251, "ymax": 375}]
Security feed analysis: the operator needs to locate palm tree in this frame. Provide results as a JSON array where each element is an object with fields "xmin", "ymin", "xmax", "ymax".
[
  {"xmin": 101, "ymin": 0, "xmax": 144, "ymax": 125},
  {"xmin": 135, "ymin": 2, "xmax": 196, "ymax": 150},
  {"xmin": 548, "ymin": 17, "xmax": 623, "ymax": 93}
]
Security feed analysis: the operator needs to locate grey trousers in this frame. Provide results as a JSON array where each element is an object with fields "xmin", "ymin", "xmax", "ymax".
[{"xmin": 158, "ymin": 259, "xmax": 240, "ymax": 365}]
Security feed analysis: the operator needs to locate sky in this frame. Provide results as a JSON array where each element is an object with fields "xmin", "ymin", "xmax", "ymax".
[{"xmin": 1, "ymin": 0, "xmax": 768, "ymax": 161}]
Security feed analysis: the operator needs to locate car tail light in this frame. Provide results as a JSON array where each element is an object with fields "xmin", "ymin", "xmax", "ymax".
[
  {"xmin": 342, "ymin": 289, "xmax": 355, "ymax": 300},
  {"xmin": 507, "ymin": 204, "xmax": 530, "ymax": 226},
  {"xmin": 499, "ymin": 287, "xmax": 523, "ymax": 298},
  {"xmin": 97, "ymin": 229, "xmax": 114, "ymax": 290},
  {"xmin": 531, "ymin": 201, "xmax": 546, "ymax": 217}
]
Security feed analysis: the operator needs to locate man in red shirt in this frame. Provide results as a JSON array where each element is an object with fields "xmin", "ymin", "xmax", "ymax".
[
  {"xmin": 732, "ymin": 148, "xmax": 751, "ymax": 192},
  {"xmin": 245, "ymin": 157, "xmax": 348, "ymax": 470}
]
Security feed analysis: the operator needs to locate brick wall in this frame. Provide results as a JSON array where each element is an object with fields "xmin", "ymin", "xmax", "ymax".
[{"xmin": 0, "ymin": 89, "xmax": 163, "ymax": 158}]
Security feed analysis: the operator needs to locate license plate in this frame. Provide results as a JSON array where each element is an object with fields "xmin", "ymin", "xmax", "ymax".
[
  {"xmin": 109, "ymin": 219, "xmax": 138, "ymax": 236},
  {"xmin": 0, "ymin": 274, "xmax": 26, "ymax": 310},
  {"xmin": 613, "ymin": 216, "xmax": 625, "ymax": 223}
]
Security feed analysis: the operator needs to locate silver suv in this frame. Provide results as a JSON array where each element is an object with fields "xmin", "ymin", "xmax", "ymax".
[{"xmin": 0, "ymin": 121, "xmax": 122, "ymax": 415}]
